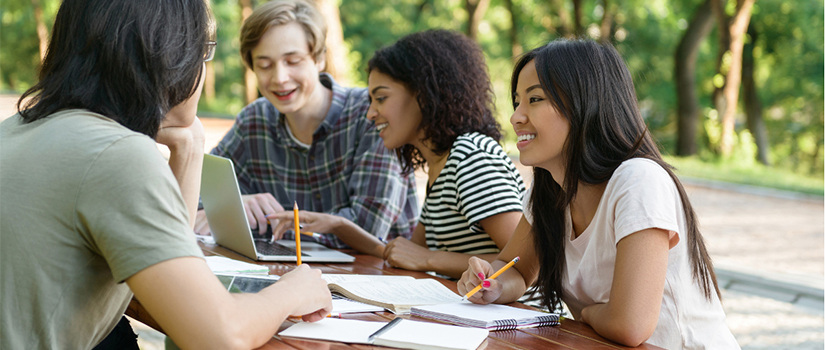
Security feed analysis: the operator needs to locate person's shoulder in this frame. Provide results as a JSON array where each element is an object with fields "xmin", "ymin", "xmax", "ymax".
[
  {"xmin": 337, "ymin": 85, "xmax": 370, "ymax": 112},
  {"xmin": 50, "ymin": 110, "xmax": 152, "ymax": 148},
  {"xmin": 610, "ymin": 158, "xmax": 674, "ymax": 192},
  {"xmin": 615, "ymin": 157, "xmax": 668, "ymax": 178},
  {"xmin": 237, "ymin": 97, "xmax": 278, "ymax": 122},
  {"xmin": 453, "ymin": 132, "xmax": 505, "ymax": 158}
]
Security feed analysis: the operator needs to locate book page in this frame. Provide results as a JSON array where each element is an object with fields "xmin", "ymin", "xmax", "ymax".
[
  {"xmin": 329, "ymin": 278, "xmax": 463, "ymax": 310},
  {"xmin": 279, "ymin": 318, "xmax": 489, "ymax": 350},
  {"xmin": 331, "ymin": 297, "xmax": 384, "ymax": 314},
  {"xmin": 278, "ymin": 318, "xmax": 382, "ymax": 344},
  {"xmin": 322, "ymin": 274, "xmax": 414, "ymax": 284},
  {"xmin": 375, "ymin": 319, "xmax": 489, "ymax": 350}
]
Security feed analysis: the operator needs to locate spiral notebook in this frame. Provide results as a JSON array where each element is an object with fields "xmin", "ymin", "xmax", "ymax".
[{"xmin": 411, "ymin": 302, "xmax": 560, "ymax": 331}]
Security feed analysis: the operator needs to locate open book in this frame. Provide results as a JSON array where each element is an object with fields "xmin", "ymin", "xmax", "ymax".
[
  {"xmin": 411, "ymin": 302, "xmax": 560, "ymax": 330},
  {"xmin": 279, "ymin": 317, "xmax": 488, "ymax": 350},
  {"xmin": 322, "ymin": 274, "xmax": 463, "ymax": 314}
]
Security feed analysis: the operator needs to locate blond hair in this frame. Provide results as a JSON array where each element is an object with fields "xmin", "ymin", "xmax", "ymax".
[{"xmin": 239, "ymin": 0, "xmax": 327, "ymax": 68}]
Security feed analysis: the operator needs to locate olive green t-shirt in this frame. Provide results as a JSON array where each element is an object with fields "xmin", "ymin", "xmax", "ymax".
[{"xmin": 0, "ymin": 110, "xmax": 203, "ymax": 349}]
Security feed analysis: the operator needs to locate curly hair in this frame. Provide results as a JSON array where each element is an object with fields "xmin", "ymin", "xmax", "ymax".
[{"xmin": 367, "ymin": 29, "xmax": 501, "ymax": 173}]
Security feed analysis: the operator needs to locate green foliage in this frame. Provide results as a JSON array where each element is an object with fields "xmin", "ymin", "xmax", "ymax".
[
  {"xmin": 665, "ymin": 155, "xmax": 824, "ymax": 196},
  {"xmin": 3, "ymin": 0, "xmax": 823, "ymax": 181},
  {"xmin": 1, "ymin": 0, "xmax": 47, "ymax": 92}
]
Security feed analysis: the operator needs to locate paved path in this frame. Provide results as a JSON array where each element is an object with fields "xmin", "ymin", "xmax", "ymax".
[{"xmin": 2, "ymin": 97, "xmax": 822, "ymax": 348}]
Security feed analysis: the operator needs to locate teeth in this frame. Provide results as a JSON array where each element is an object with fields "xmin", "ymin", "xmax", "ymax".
[
  {"xmin": 375, "ymin": 123, "xmax": 388, "ymax": 131},
  {"xmin": 517, "ymin": 134, "xmax": 535, "ymax": 142},
  {"xmin": 274, "ymin": 89, "xmax": 294, "ymax": 96}
]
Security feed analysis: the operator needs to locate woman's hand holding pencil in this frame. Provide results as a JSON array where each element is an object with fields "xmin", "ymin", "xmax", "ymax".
[{"xmin": 458, "ymin": 256, "xmax": 520, "ymax": 304}]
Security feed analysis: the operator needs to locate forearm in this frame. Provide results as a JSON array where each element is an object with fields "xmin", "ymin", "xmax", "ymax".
[
  {"xmin": 220, "ymin": 284, "xmax": 305, "ymax": 348},
  {"xmin": 329, "ymin": 216, "xmax": 386, "ymax": 258},
  {"xmin": 166, "ymin": 136, "xmax": 204, "ymax": 228},
  {"xmin": 485, "ymin": 260, "xmax": 530, "ymax": 304},
  {"xmin": 130, "ymin": 259, "xmax": 287, "ymax": 350},
  {"xmin": 580, "ymin": 303, "xmax": 652, "ymax": 347}
]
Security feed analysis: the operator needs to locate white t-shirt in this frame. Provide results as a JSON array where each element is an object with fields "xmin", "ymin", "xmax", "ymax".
[{"xmin": 524, "ymin": 158, "xmax": 739, "ymax": 349}]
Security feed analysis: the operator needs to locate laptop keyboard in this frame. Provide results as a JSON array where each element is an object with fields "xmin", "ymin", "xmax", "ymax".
[{"xmin": 254, "ymin": 240, "xmax": 309, "ymax": 257}]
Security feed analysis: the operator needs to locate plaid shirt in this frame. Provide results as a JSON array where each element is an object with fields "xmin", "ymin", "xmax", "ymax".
[{"xmin": 212, "ymin": 74, "xmax": 418, "ymax": 248}]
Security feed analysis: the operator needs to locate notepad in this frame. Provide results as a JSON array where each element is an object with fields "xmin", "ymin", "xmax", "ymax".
[
  {"xmin": 205, "ymin": 255, "xmax": 269, "ymax": 275},
  {"xmin": 322, "ymin": 274, "xmax": 463, "ymax": 314},
  {"xmin": 411, "ymin": 302, "xmax": 560, "ymax": 330},
  {"xmin": 278, "ymin": 317, "xmax": 489, "ymax": 350}
]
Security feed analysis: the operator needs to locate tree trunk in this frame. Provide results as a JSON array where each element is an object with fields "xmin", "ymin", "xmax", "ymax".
[
  {"xmin": 675, "ymin": 0, "xmax": 715, "ymax": 156},
  {"xmin": 742, "ymin": 25, "xmax": 769, "ymax": 165},
  {"xmin": 204, "ymin": 61, "xmax": 216, "ymax": 103},
  {"xmin": 572, "ymin": 0, "xmax": 584, "ymax": 37},
  {"xmin": 711, "ymin": 0, "xmax": 755, "ymax": 156},
  {"xmin": 32, "ymin": 0, "xmax": 49, "ymax": 62},
  {"xmin": 550, "ymin": 0, "xmax": 573, "ymax": 38},
  {"xmin": 240, "ymin": 0, "xmax": 259, "ymax": 104},
  {"xmin": 464, "ymin": 0, "xmax": 491, "ymax": 40},
  {"xmin": 503, "ymin": 0, "xmax": 523, "ymax": 60},
  {"xmin": 599, "ymin": 0, "xmax": 614, "ymax": 42},
  {"xmin": 316, "ymin": 0, "xmax": 349, "ymax": 84}
]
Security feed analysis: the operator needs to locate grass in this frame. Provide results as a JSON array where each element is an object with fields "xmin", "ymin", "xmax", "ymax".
[{"xmin": 664, "ymin": 155, "xmax": 824, "ymax": 197}]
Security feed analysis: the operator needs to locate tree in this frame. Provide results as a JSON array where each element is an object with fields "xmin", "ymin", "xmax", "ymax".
[
  {"xmin": 503, "ymin": 0, "xmax": 523, "ymax": 59},
  {"xmin": 598, "ymin": 0, "xmax": 616, "ymax": 42},
  {"xmin": 32, "ymin": 0, "xmax": 49, "ymax": 62},
  {"xmin": 464, "ymin": 0, "xmax": 491, "ymax": 40},
  {"xmin": 674, "ymin": 0, "xmax": 715, "ymax": 156},
  {"xmin": 316, "ymin": 0, "xmax": 350, "ymax": 84},
  {"xmin": 710, "ymin": 0, "xmax": 756, "ymax": 156},
  {"xmin": 240, "ymin": 0, "xmax": 258, "ymax": 105},
  {"xmin": 741, "ymin": 25, "xmax": 769, "ymax": 165}
]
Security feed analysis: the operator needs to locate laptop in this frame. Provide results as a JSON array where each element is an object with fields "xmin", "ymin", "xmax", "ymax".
[{"xmin": 200, "ymin": 153, "xmax": 355, "ymax": 263}]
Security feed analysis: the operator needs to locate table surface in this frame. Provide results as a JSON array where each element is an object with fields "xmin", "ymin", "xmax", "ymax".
[{"xmin": 126, "ymin": 241, "xmax": 663, "ymax": 350}]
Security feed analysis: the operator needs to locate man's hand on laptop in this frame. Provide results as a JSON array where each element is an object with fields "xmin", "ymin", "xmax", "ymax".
[
  {"xmin": 267, "ymin": 210, "xmax": 339, "ymax": 241},
  {"xmin": 242, "ymin": 193, "xmax": 285, "ymax": 235}
]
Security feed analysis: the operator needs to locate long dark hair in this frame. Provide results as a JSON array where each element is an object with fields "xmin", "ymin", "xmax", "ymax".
[
  {"xmin": 367, "ymin": 29, "xmax": 501, "ymax": 173},
  {"xmin": 17, "ymin": 0, "xmax": 213, "ymax": 139},
  {"xmin": 511, "ymin": 39, "xmax": 719, "ymax": 311}
]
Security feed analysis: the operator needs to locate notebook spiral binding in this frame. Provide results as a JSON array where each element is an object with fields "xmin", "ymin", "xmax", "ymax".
[
  {"xmin": 536, "ymin": 315, "xmax": 560, "ymax": 327},
  {"xmin": 492, "ymin": 319, "xmax": 518, "ymax": 330}
]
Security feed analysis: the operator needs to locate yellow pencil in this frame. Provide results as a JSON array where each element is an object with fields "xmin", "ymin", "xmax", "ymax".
[
  {"xmin": 462, "ymin": 256, "xmax": 520, "ymax": 300},
  {"xmin": 294, "ymin": 201, "xmax": 302, "ymax": 265}
]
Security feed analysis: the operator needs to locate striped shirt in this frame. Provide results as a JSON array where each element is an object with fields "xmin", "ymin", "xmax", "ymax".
[
  {"xmin": 421, "ymin": 132, "xmax": 525, "ymax": 254},
  {"xmin": 211, "ymin": 74, "xmax": 419, "ymax": 248}
]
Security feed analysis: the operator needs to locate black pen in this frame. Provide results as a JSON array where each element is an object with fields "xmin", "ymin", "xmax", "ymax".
[{"xmin": 367, "ymin": 317, "xmax": 402, "ymax": 342}]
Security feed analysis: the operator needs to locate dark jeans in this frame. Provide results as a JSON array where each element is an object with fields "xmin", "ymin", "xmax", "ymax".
[{"xmin": 93, "ymin": 316, "xmax": 140, "ymax": 350}]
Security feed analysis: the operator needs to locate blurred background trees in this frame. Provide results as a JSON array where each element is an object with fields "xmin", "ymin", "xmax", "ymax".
[{"xmin": 2, "ymin": 0, "xmax": 823, "ymax": 180}]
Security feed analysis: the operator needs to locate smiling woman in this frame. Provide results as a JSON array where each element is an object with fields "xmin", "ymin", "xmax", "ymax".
[{"xmin": 365, "ymin": 29, "xmax": 526, "ymax": 279}]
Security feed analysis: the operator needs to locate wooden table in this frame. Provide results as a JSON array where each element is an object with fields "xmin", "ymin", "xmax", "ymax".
[{"xmin": 126, "ymin": 242, "xmax": 663, "ymax": 349}]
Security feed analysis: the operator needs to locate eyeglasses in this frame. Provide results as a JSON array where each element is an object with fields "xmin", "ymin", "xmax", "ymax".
[{"xmin": 204, "ymin": 41, "xmax": 217, "ymax": 62}]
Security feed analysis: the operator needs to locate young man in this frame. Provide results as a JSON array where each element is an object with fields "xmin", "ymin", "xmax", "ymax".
[{"xmin": 194, "ymin": 0, "xmax": 418, "ymax": 257}]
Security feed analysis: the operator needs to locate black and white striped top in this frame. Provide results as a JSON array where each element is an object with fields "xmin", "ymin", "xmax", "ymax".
[{"xmin": 421, "ymin": 132, "xmax": 525, "ymax": 254}]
